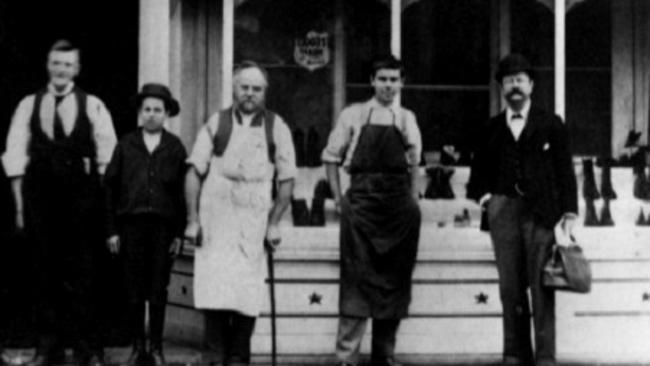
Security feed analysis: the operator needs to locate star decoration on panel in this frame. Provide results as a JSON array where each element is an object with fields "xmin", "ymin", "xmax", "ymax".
[
  {"xmin": 309, "ymin": 292, "xmax": 322, "ymax": 305},
  {"xmin": 475, "ymin": 292, "xmax": 489, "ymax": 304}
]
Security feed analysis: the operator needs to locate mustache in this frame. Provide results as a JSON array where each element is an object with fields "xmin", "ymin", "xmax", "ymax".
[{"xmin": 506, "ymin": 89, "xmax": 525, "ymax": 99}]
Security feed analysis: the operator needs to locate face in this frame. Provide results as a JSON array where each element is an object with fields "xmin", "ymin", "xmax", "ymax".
[
  {"xmin": 47, "ymin": 50, "xmax": 80, "ymax": 91},
  {"xmin": 501, "ymin": 72, "xmax": 534, "ymax": 109},
  {"xmin": 371, "ymin": 68, "xmax": 403, "ymax": 105},
  {"xmin": 233, "ymin": 67, "xmax": 267, "ymax": 114},
  {"xmin": 139, "ymin": 97, "xmax": 168, "ymax": 133}
]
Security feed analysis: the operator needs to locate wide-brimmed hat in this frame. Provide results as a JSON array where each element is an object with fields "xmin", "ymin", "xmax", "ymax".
[
  {"xmin": 495, "ymin": 53, "xmax": 535, "ymax": 83},
  {"xmin": 132, "ymin": 83, "xmax": 180, "ymax": 117}
]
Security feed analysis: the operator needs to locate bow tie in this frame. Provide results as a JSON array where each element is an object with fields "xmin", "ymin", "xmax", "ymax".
[{"xmin": 512, "ymin": 113, "xmax": 523, "ymax": 120}]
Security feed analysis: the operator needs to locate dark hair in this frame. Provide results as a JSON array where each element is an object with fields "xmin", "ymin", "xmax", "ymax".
[
  {"xmin": 49, "ymin": 39, "xmax": 79, "ymax": 53},
  {"xmin": 234, "ymin": 60, "xmax": 269, "ymax": 85},
  {"xmin": 369, "ymin": 54, "xmax": 404, "ymax": 78}
]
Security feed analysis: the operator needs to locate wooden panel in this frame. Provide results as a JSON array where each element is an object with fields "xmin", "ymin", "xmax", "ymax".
[
  {"xmin": 557, "ymin": 283, "xmax": 650, "ymax": 313},
  {"xmin": 254, "ymin": 283, "xmax": 501, "ymax": 316},
  {"xmin": 164, "ymin": 305, "xmax": 205, "ymax": 344},
  {"xmin": 556, "ymin": 314, "xmax": 650, "ymax": 362},
  {"xmin": 250, "ymin": 317, "xmax": 502, "ymax": 355},
  {"xmin": 168, "ymin": 273, "xmax": 194, "ymax": 307}
]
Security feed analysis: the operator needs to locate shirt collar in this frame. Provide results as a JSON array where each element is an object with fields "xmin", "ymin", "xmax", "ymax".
[
  {"xmin": 368, "ymin": 97, "xmax": 400, "ymax": 114},
  {"xmin": 47, "ymin": 82, "xmax": 75, "ymax": 97},
  {"xmin": 506, "ymin": 99, "xmax": 531, "ymax": 123}
]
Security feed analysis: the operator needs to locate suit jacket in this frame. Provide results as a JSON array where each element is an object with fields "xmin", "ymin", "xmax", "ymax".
[{"xmin": 467, "ymin": 106, "xmax": 578, "ymax": 229}]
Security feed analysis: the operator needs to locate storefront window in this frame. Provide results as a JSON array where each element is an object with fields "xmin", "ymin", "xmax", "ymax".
[
  {"xmin": 235, "ymin": 0, "xmax": 335, "ymax": 166},
  {"xmin": 511, "ymin": 0, "xmax": 612, "ymax": 156}
]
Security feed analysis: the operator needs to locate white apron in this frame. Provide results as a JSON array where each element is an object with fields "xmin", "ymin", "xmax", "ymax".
[{"xmin": 193, "ymin": 122, "xmax": 274, "ymax": 316}]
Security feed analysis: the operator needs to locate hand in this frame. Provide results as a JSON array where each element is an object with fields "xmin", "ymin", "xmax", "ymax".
[
  {"xmin": 554, "ymin": 214, "xmax": 576, "ymax": 247},
  {"xmin": 411, "ymin": 189, "xmax": 420, "ymax": 202},
  {"xmin": 334, "ymin": 198, "xmax": 342, "ymax": 215},
  {"xmin": 562, "ymin": 215, "xmax": 577, "ymax": 239},
  {"xmin": 184, "ymin": 221, "xmax": 201, "ymax": 247},
  {"xmin": 265, "ymin": 224, "xmax": 281, "ymax": 252},
  {"xmin": 15, "ymin": 211, "xmax": 24, "ymax": 231},
  {"xmin": 169, "ymin": 237, "xmax": 184, "ymax": 257},
  {"xmin": 106, "ymin": 235, "xmax": 120, "ymax": 255}
]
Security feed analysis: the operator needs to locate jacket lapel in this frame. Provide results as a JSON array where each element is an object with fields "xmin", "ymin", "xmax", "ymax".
[{"xmin": 518, "ymin": 107, "xmax": 540, "ymax": 145}]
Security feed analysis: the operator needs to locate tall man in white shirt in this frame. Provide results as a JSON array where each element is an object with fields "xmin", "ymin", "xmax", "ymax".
[
  {"xmin": 467, "ymin": 54, "xmax": 578, "ymax": 366},
  {"xmin": 2, "ymin": 39, "xmax": 117, "ymax": 366}
]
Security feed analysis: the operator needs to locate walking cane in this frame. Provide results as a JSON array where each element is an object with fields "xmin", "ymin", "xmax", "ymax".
[{"xmin": 265, "ymin": 239, "xmax": 278, "ymax": 366}]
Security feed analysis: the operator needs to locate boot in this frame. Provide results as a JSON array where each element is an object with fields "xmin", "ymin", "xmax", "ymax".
[
  {"xmin": 310, "ymin": 197, "xmax": 325, "ymax": 226},
  {"xmin": 582, "ymin": 158, "xmax": 600, "ymax": 200},
  {"xmin": 583, "ymin": 199, "xmax": 599, "ymax": 226},
  {"xmin": 149, "ymin": 344, "xmax": 166, "ymax": 366},
  {"xmin": 148, "ymin": 303, "xmax": 166, "ymax": 366},
  {"xmin": 291, "ymin": 198, "xmax": 311, "ymax": 226},
  {"xmin": 636, "ymin": 208, "xmax": 645, "ymax": 226},
  {"xmin": 440, "ymin": 167, "xmax": 455, "ymax": 199},
  {"xmin": 453, "ymin": 208, "xmax": 471, "ymax": 227},
  {"xmin": 599, "ymin": 199, "xmax": 614, "ymax": 226},
  {"xmin": 600, "ymin": 158, "xmax": 617, "ymax": 199},
  {"xmin": 306, "ymin": 126, "xmax": 321, "ymax": 167},
  {"xmin": 633, "ymin": 165, "xmax": 646, "ymax": 199},
  {"xmin": 292, "ymin": 127, "xmax": 306, "ymax": 167},
  {"xmin": 124, "ymin": 339, "xmax": 146, "ymax": 366},
  {"xmin": 313, "ymin": 179, "xmax": 333, "ymax": 200}
]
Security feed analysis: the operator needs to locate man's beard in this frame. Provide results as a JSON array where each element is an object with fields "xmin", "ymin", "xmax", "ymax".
[{"xmin": 505, "ymin": 89, "xmax": 527, "ymax": 108}]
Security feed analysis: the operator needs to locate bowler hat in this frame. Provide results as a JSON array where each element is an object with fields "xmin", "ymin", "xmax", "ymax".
[
  {"xmin": 495, "ymin": 53, "xmax": 535, "ymax": 83},
  {"xmin": 132, "ymin": 83, "xmax": 180, "ymax": 117}
]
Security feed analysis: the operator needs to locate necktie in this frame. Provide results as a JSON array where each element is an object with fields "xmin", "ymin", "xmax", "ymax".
[
  {"xmin": 53, "ymin": 95, "xmax": 65, "ymax": 141},
  {"xmin": 510, "ymin": 113, "xmax": 525, "ymax": 141}
]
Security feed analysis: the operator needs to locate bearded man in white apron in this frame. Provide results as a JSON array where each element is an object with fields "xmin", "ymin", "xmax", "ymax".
[
  {"xmin": 322, "ymin": 55, "xmax": 422, "ymax": 366},
  {"xmin": 184, "ymin": 61, "xmax": 296, "ymax": 366}
]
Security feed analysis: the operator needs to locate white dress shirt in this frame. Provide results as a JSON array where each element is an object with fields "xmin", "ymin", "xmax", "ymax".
[
  {"xmin": 2, "ymin": 82, "xmax": 117, "ymax": 176},
  {"xmin": 505, "ymin": 100, "xmax": 531, "ymax": 142}
]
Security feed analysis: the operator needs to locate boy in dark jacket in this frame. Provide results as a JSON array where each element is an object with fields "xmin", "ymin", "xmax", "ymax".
[{"xmin": 104, "ymin": 84, "xmax": 187, "ymax": 366}]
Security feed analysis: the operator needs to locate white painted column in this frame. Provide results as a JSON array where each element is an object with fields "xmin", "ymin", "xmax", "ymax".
[
  {"xmin": 221, "ymin": 0, "xmax": 234, "ymax": 108},
  {"xmin": 391, "ymin": 0, "xmax": 401, "ymax": 58},
  {"xmin": 391, "ymin": 0, "xmax": 401, "ymax": 105},
  {"xmin": 554, "ymin": 0, "xmax": 566, "ymax": 119},
  {"xmin": 138, "ymin": 0, "xmax": 171, "ymax": 87}
]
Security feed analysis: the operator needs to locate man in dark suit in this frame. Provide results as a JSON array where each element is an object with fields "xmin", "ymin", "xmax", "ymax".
[{"xmin": 467, "ymin": 54, "xmax": 578, "ymax": 366}]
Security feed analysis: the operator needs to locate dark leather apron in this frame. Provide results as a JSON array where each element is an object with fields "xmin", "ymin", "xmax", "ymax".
[{"xmin": 339, "ymin": 109, "xmax": 421, "ymax": 319}]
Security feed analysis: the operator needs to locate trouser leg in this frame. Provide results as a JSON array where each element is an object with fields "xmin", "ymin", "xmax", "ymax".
[
  {"xmin": 370, "ymin": 319, "xmax": 400, "ymax": 366},
  {"xmin": 204, "ymin": 311, "xmax": 229, "ymax": 364},
  {"xmin": 148, "ymin": 218, "xmax": 174, "ymax": 349},
  {"xmin": 335, "ymin": 316, "xmax": 368, "ymax": 365},
  {"xmin": 522, "ymin": 218, "xmax": 556, "ymax": 365},
  {"xmin": 487, "ymin": 196, "xmax": 534, "ymax": 364},
  {"xmin": 227, "ymin": 312, "xmax": 256, "ymax": 366}
]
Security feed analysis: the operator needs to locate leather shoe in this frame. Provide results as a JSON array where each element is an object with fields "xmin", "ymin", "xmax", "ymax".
[
  {"xmin": 149, "ymin": 348, "xmax": 166, "ymax": 366},
  {"xmin": 25, "ymin": 355, "xmax": 49, "ymax": 366},
  {"xmin": 85, "ymin": 354, "xmax": 104, "ymax": 366}
]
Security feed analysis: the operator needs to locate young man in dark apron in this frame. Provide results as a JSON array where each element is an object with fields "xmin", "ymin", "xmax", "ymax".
[{"xmin": 322, "ymin": 55, "xmax": 422, "ymax": 366}]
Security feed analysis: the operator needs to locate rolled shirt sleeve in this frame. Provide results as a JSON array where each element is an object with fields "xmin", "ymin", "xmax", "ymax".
[
  {"xmin": 402, "ymin": 109, "xmax": 422, "ymax": 166},
  {"xmin": 321, "ymin": 107, "xmax": 354, "ymax": 165},
  {"xmin": 86, "ymin": 95, "xmax": 117, "ymax": 175},
  {"xmin": 2, "ymin": 96, "xmax": 35, "ymax": 177},
  {"xmin": 272, "ymin": 116, "xmax": 297, "ymax": 181},
  {"xmin": 186, "ymin": 114, "xmax": 218, "ymax": 176}
]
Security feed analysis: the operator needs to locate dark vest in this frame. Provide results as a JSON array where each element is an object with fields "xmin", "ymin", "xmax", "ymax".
[
  {"xmin": 26, "ymin": 87, "xmax": 97, "ymax": 181},
  {"xmin": 495, "ymin": 131, "xmax": 526, "ymax": 197},
  {"xmin": 211, "ymin": 107, "xmax": 276, "ymax": 163}
]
